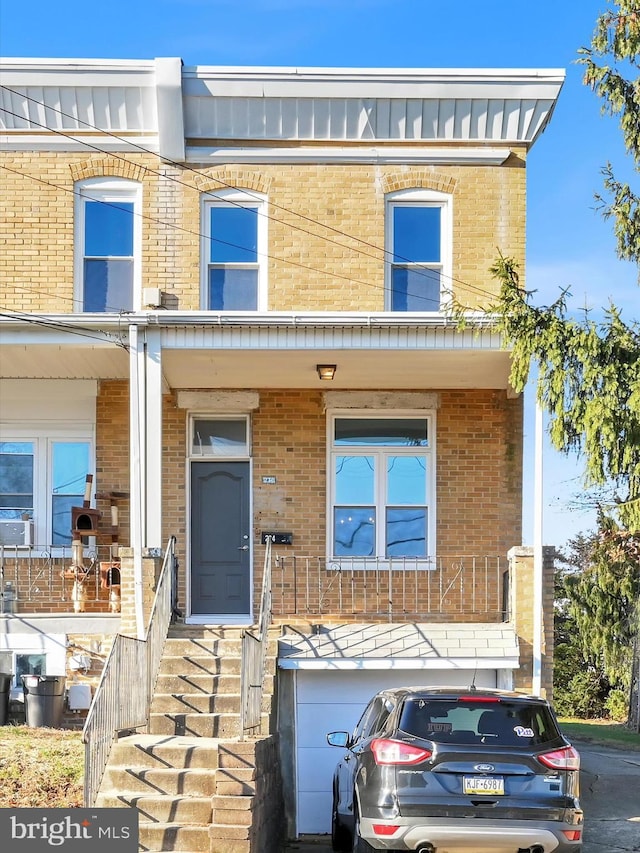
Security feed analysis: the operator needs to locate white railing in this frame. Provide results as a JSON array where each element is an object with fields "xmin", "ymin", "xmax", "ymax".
[{"xmin": 82, "ymin": 536, "xmax": 177, "ymax": 806}]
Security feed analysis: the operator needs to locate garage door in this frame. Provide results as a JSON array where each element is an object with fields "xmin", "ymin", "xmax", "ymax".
[{"xmin": 295, "ymin": 668, "xmax": 497, "ymax": 834}]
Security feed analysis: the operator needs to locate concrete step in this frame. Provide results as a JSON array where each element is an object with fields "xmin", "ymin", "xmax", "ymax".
[
  {"xmin": 167, "ymin": 625, "xmax": 247, "ymax": 636},
  {"xmin": 102, "ymin": 766, "xmax": 217, "ymax": 796},
  {"xmin": 151, "ymin": 691, "xmax": 242, "ymax": 714},
  {"xmin": 157, "ymin": 654, "xmax": 242, "ymax": 676},
  {"xmin": 139, "ymin": 822, "xmax": 210, "ymax": 852},
  {"xmin": 107, "ymin": 734, "xmax": 220, "ymax": 770},
  {"xmin": 162, "ymin": 637, "xmax": 244, "ymax": 656},
  {"xmin": 154, "ymin": 672, "xmax": 241, "ymax": 695},
  {"xmin": 98, "ymin": 794, "xmax": 212, "ymax": 824},
  {"xmin": 150, "ymin": 711, "xmax": 242, "ymax": 738}
]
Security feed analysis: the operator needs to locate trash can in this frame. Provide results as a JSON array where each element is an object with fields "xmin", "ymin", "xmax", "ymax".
[
  {"xmin": 21, "ymin": 675, "xmax": 66, "ymax": 728},
  {"xmin": 0, "ymin": 673, "xmax": 12, "ymax": 725}
]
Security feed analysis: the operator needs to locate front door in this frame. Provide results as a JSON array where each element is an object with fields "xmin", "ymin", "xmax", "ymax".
[{"xmin": 190, "ymin": 460, "xmax": 251, "ymax": 618}]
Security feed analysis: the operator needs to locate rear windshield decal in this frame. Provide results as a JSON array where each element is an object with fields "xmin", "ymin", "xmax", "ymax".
[
  {"xmin": 426, "ymin": 722, "xmax": 453, "ymax": 732},
  {"xmin": 514, "ymin": 725, "xmax": 535, "ymax": 737}
]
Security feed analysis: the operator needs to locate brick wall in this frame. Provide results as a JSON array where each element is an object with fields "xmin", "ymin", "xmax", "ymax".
[
  {"xmin": 509, "ymin": 546, "xmax": 556, "ymax": 697},
  {"xmin": 1, "ymin": 152, "xmax": 527, "ymax": 313},
  {"xmin": 84, "ymin": 386, "xmax": 523, "ymax": 621}
]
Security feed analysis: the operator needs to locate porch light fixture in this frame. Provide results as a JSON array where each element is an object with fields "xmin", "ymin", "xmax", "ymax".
[{"xmin": 316, "ymin": 364, "xmax": 337, "ymax": 380}]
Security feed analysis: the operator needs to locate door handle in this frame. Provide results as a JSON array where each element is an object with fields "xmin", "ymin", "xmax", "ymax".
[{"xmin": 238, "ymin": 545, "xmax": 249, "ymax": 551}]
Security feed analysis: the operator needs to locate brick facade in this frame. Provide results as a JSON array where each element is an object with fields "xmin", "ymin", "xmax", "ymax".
[{"xmin": 1, "ymin": 154, "xmax": 526, "ymax": 314}]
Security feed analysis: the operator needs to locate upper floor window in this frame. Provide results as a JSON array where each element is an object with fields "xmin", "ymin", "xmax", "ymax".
[
  {"xmin": 75, "ymin": 178, "xmax": 141, "ymax": 312},
  {"xmin": 386, "ymin": 189, "xmax": 451, "ymax": 312},
  {"xmin": 328, "ymin": 413, "xmax": 434, "ymax": 562},
  {"xmin": 202, "ymin": 189, "xmax": 267, "ymax": 310}
]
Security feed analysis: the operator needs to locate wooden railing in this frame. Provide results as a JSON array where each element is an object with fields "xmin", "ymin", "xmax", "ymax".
[{"xmin": 82, "ymin": 536, "xmax": 177, "ymax": 806}]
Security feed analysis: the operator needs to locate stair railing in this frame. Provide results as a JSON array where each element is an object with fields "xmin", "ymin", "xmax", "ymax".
[
  {"xmin": 240, "ymin": 534, "xmax": 273, "ymax": 736},
  {"xmin": 82, "ymin": 535, "xmax": 177, "ymax": 806}
]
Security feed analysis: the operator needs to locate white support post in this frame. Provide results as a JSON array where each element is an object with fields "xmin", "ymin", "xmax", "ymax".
[
  {"xmin": 532, "ymin": 399, "xmax": 544, "ymax": 696},
  {"xmin": 129, "ymin": 325, "xmax": 145, "ymax": 640},
  {"xmin": 145, "ymin": 328, "xmax": 163, "ymax": 549}
]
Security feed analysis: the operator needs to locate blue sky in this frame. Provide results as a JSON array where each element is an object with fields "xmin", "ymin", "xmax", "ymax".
[{"xmin": 1, "ymin": 0, "xmax": 638, "ymax": 550}]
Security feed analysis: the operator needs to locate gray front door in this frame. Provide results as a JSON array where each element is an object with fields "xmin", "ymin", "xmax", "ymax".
[{"xmin": 190, "ymin": 461, "xmax": 251, "ymax": 616}]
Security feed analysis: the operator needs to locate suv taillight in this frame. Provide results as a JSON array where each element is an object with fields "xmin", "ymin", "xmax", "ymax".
[
  {"xmin": 537, "ymin": 745, "xmax": 580, "ymax": 770},
  {"xmin": 371, "ymin": 738, "xmax": 432, "ymax": 765}
]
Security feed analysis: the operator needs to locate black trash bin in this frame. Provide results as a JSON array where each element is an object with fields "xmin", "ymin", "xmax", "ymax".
[
  {"xmin": 0, "ymin": 673, "xmax": 12, "ymax": 725},
  {"xmin": 21, "ymin": 675, "xmax": 66, "ymax": 727}
]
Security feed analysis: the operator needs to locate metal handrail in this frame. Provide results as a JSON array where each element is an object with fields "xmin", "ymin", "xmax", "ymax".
[
  {"xmin": 240, "ymin": 535, "xmax": 273, "ymax": 736},
  {"xmin": 82, "ymin": 536, "xmax": 177, "ymax": 806}
]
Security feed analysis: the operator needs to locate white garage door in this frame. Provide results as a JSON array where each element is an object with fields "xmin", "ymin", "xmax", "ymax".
[{"xmin": 295, "ymin": 668, "xmax": 497, "ymax": 834}]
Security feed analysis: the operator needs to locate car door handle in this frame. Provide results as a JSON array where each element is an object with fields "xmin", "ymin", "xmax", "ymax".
[{"xmin": 238, "ymin": 545, "xmax": 249, "ymax": 550}]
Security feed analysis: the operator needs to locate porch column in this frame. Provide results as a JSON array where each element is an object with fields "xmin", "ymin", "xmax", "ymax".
[
  {"xmin": 144, "ymin": 327, "xmax": 163, "ymax": 550},
  {"xmin": 129, "ymin": 325, "xmax": 163, "ymax": 639}
]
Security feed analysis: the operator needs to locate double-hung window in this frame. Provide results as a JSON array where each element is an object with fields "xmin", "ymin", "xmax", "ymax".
[
  {"xmin": 329, "ymin": 414, "xmax": 434, "ymax": 563},
  {"xmin": 75, "ymin": 178, "xmax": 140, "ymax": 312},
  {"xmin": 0, "ymin": 434, "xmax": 92, "ymax": 548},
  {"xmin": 202, "ymin": 189, "xmax": 266, "ymax": 310},
  {"xmin": 386, "ymin": 189, "xmax": 451, "ymax": 312}
]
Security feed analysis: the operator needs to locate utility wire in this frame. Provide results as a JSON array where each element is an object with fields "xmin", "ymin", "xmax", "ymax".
[
  {"xmin": 0, "ymin": 308, "xmax": 130, "ymax": 348},
  {"xmin": 0, "ymin": 87, "xmax": 502, "ymax": 305},
  {"xmin": 2, "ymin": 161, "xmax": 424, "ymax": 312}
]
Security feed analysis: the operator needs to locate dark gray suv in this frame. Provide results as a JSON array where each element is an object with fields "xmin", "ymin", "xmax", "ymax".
[{"xmin": 327, "ymin": 687, "xmax": 583, "ymax": 853}]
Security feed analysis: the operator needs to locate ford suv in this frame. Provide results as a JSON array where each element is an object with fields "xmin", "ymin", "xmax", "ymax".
[{"xmin": 327, "ymin": 686, "xmax": 583, "ymax": 853}]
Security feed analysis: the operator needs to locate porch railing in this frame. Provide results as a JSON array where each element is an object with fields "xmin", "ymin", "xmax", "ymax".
[
  {"xmin": 240, "ymin": 535, "xmax": 273, "ymax": 736},
  {"xmin": 82, "ymin": 536, "xmax": 177, "ymax": 807},
  {"xmin": 0, "ymin": 543, "xmax": 121, "ymax": 612},
  {"xmin": 270, "ymin": 554, "xmax": 509, "ymax": 622}
]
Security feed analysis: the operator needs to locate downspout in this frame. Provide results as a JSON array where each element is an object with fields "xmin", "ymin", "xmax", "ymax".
[
  {"xmin": 129, "ymin": 324, "xmax": 146, "ymax": 640},
  {"xmin": 532, "ymin": 398, "xmax": 544, "ymax": 695}
]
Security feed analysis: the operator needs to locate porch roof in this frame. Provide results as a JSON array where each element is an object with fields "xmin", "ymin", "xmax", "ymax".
[
  {"xmin": 277, "ymin": 622, "xmax": 520, "ymax": 670},
  {"xmin": 0, "ymin": 312, "xmax": 514, "ymax": 391}
]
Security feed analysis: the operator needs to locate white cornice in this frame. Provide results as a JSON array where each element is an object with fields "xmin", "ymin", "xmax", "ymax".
[
  {"xmin": 1, "ymin": 58, "xmax": 564, "ymax": 158},
  {"xmin": 186, "ymin": 146, "xmax": 512, "ymax": 165}
]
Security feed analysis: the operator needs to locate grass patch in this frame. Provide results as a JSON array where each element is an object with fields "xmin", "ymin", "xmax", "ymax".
[
  {"xmin": 0, "ymin": 726, "xmax": 84, "ymax": 807},
  {"xmin": 558, "ymin": 718, "xmax": 640, "ymax": 751}
]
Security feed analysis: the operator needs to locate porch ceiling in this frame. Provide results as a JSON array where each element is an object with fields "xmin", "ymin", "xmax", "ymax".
[
  {"xmin": 0, "ymin": 344, "xmax": 512, "ymax": 390},
  {"xmin": 162, "ymin": 348, "xmax": 512, "ymax": 390}
]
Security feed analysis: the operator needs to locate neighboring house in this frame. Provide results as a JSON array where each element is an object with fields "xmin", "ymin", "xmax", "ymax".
[{"xmin": 0, "ymin": 58, "xmax": 563, "ymax": 837}]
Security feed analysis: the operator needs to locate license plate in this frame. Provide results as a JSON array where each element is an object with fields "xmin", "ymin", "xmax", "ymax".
[{"xmin": 463, "ymin": 776, "xmax": 504, "ymax": 795}]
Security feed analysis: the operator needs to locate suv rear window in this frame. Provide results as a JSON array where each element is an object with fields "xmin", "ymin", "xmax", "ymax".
[{"xmin": 398, "ymin": 698, "xmax": 560, "ymax": 747}]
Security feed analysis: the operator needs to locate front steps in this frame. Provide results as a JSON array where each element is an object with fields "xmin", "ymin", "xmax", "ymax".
[{"xmin": 95, "ymin": 626, "xmax": 280, "ymax": 853}]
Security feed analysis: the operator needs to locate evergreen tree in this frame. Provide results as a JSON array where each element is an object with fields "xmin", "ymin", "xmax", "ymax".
[
  {"xmin": 490, "ymin": 0, "xmax": 640, "ymax": 529},
  {"xmin": 481, "ymin": 2, "xmax": 640, "ymax": 725}
]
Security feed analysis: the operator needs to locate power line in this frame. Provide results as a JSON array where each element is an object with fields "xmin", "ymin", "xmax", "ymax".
[
  {"xmin": 2, "ymin": 161, "xmax": 422, "ymax": 312},
  {"xmin": 0, "ymin": 86, "xmax": 502, "ymax": 306},
  {"xmin": 0, "ymin": 307, "xmax": 130, "ymax": 348}
]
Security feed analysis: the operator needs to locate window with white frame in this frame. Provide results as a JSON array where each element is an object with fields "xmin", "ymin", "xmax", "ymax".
[
  {"xmin": 329, "ymin": 414, "xmax": 434, "ymax": 561},
  {"xmin": 386, "ymin": 189, "xmax": 451, "ymax": 312},
  {"xmin": 0, "ymin": 651, "xmax": 46, "ymax": 688},
  {"xmin": 0, "ymin": 433, "xmax": 92, "ymax": 547},
  {"xmin": 202, "ymin": 189, "xmax": 267, "ymax": 310},
  {"xmin": 75, "ymin": 177, "xmax": 141, "ymax": 312}
]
